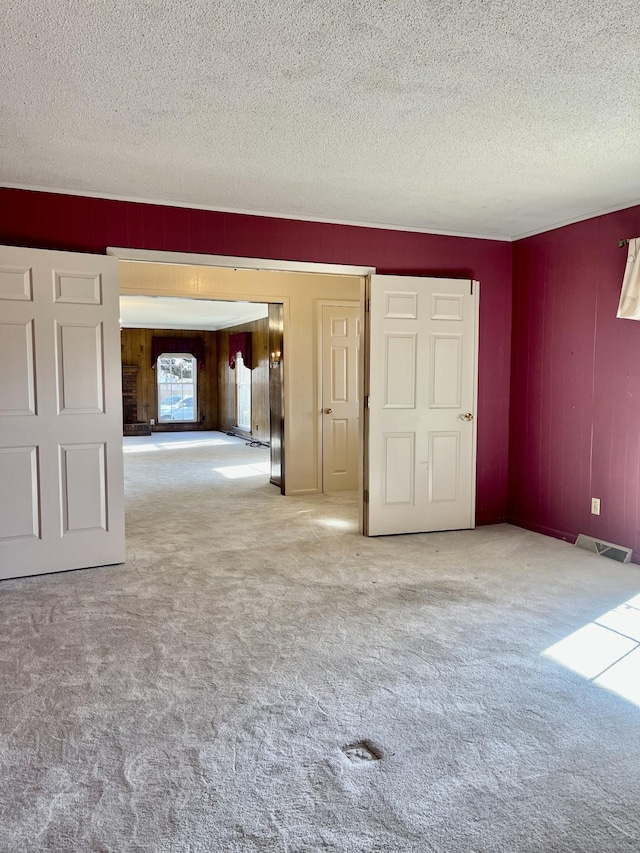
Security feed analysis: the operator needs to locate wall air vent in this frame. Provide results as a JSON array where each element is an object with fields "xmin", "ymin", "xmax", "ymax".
[{"xmin": 575, "ymin": 534, "xmax": 632, "ymax": 564}]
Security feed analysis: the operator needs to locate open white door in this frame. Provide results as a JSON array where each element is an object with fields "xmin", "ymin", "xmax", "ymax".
[
  {"xmin": 0, "ymin": 245, "xmax": 125, "ymax": 580},
  {"xmin": 364, "ymin": 275, "xmax": 478, "ymax": 536}
]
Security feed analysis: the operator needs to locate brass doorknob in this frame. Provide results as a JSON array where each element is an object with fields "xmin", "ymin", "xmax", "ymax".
[
  {"xmin": 324, "ymin": 407, "xmax": 333, "ymax": 414},
  {"xmin": 459, "ymin": 412, "xmax": 474, "ymax": 421}
]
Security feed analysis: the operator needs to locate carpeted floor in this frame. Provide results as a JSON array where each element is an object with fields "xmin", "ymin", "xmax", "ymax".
[{"xmin": 2, "ymin": 431, "xmax": 640, "ymax": 852}]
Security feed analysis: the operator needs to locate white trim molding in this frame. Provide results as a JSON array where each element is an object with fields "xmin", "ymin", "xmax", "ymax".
[
  {"xmin": 2, "ymin": 182, "xmax": 508, "ymax": 242},
  {"xmin": 513, "ymin": 198, "xmax": 640, "ymax": 241},
  {"xmin": 107, "ymin": 247, "xmax": 376, "ymax": 277},
  {"xmin": 5, "ymin": 182, "xmax": 640, "ymax": 244}
]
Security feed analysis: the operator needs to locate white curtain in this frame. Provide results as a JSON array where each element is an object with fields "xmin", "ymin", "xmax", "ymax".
[{"xmin": 617, "ymin": 237, "xmax": 640, "ymax": 320}]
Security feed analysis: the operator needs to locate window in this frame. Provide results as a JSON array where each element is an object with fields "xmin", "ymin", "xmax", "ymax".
[
  {"xmin": 157, "ymin": 354, "xmax": 197, "ymax": 423},
  {"xmin": 235, "ymin": 352, "xmax": 251, "ymax": 432}
]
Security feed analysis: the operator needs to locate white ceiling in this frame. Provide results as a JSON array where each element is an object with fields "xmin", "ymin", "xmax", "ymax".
[
  {"xmin": 2, "ymin": 1, "xmax": 640, "ymax": 240},
  {"xmin": 119, "ymin": 296, "xmax": 268, "ymax": 331}
]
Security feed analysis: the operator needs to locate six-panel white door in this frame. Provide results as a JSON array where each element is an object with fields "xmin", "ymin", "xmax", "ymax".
[
  {"xmin": 0, "ymin": 245, "xmax": 125, "ymax": 580},
  {"xmin": 321, "ymin": 304, "xmax": 360, "ymax": 492},
  {"xmin": 365, "ymin": 275, "xmax": 478, "ymax": 536}
]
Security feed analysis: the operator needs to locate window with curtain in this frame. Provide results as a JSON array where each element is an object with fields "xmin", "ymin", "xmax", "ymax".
[
  {"xmin": 157, "ymin": 353, "xmax": 197, "ymax": 423},
  {"xmin": 235, "ymin": 353, "xmax": 251, "ymax": 431}
]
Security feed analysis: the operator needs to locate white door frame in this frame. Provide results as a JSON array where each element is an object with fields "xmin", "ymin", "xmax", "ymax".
[
  {"xmin": 315, "ymin": 298, "xmax": 362, "ymax": 493},
  {"xmin": 106, "ymin": 247, "xmax": 375, "ymax": 279}
]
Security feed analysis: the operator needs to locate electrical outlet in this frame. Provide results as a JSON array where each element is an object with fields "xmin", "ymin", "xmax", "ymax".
[{"xmin": 591, "ymin": 497, "xmax": 601, "ymax": 515}]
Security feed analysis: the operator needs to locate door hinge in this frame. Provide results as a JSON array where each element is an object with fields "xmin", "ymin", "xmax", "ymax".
[
  {"xmin": 470, "ymin": 280, "xmax": 474, "ymax": 296},
  {"xmin": 363, "ymin": 489, "xmax": 369, "ymax": 503},
  {"xmin": 364, "ymin": 297, "xmax": 370, "ymax": 313},
  {"xmin": 364, "ymin": 395, "xmax": 371, "ymax": 408}
]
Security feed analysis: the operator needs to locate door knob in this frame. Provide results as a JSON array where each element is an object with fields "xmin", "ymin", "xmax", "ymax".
[
  {"xmin": 459, "ymin": 412, "xmax": 474, "ymax": 421},
  {"xmin": 324, "ymin": 407, "xmax": 333, "ymax": 414}
]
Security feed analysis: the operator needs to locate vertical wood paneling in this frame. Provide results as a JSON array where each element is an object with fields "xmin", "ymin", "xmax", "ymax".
[
  {"xmin": 217, "ymin": 317, "xmax": 270, "ymax": 442},
  {"xmin": 0, "ymin": 187, "xmax": 513, "ymax": 524},
  {"xmin": 511, "ymin": 226, "xmax": 598, "ymax": 541},
  {"xmin": 216, "ymin": 327, "xmax": 235, "ymax": 431},
  {"xmin": 269, "ymin": 304, "xmax": 285, "ymax": 489},
  {"xmin": 120, "ymin": 327, "xmax": 218, "ymax": 431},
  {"xmin": 511, "ymin": 204, "xmax": 640, "ymax": 559},
  {"xmin": 590, "ymin": 208, "xmax": 640, "ymax": 556}
]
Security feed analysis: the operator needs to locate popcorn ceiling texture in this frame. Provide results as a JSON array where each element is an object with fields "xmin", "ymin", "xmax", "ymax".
[
  {"xmin": 2, "ymin": 1, "xmax": 640, "ymax": 238},
  {"xmin": 2, "ymin": 433, "xmax": 640, "ymax": 851}
]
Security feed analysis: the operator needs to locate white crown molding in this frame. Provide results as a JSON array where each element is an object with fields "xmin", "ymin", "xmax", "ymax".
[
  {"xmin": 512, "ymin": 198, "xmax": 640, "ymax": 241},
  {"xmin": 0, "ymin": 182, "xmax": 510, "ymax": 242},
  {"xmin": 119, "ymin": 316, "xmax": 265, "ymax": 332},
  {"xmin": 6, "ymin": 181, "xmax": 639, "ymax": 245}
]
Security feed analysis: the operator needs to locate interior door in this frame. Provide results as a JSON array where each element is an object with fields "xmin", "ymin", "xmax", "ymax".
[
  {"xmin": 364, "ymin": 275, "xmax": 478, "ymax": 536},
  {"xmin": 0, "ymin": 245, "xmax": 125, "ymax": 580},
  {"xmin": 322, "ymin": 304, "xmax": 360, "ymax": 491}
]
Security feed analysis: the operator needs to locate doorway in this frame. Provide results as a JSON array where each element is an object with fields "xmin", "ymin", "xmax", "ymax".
[
  {"xmin": 119, "ymin": 293, "xmax": 283, "ymax": 490},
  {"xmin": 117, "ymin": 259, "xmax": 364, "ymax": 497}
]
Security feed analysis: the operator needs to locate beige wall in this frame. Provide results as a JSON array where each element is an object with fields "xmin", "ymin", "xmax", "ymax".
[{"xmin": 119, "ymin": 262, "xmax": 363, "ymax": 494}]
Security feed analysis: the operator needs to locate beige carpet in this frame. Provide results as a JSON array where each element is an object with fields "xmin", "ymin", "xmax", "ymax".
[{"xmin": 2, "ymin": 431, "xmax": 640, "ymax": 852}]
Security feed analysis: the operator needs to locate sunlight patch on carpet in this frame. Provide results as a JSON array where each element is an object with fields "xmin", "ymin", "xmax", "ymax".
[
  {"xmin": 156, "ymin": 438, "xmax": 233, "ymax": 449},
  {"xmin": 214, "ymin": 463, "xmax": 270, "ymax": 479},
  {"xmin": 543, "ymin": 593, "xmax": 640, "ymax": 706},
  {"xmin": 123, "ymin": 437, "xmax": 235, "ymax": 453},
  {"xmin": 320, "ymin": 518, "xmax": 357, "ymax": 530}
]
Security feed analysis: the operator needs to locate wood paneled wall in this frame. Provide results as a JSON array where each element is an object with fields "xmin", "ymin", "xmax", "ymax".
[
  {"xmin": 217, "ymin": 318, "xmax": 270, "ymax": 442},
  {"xmin": 510, "ymin": 203, "xmax": 640, "ymax": 560},
  {"xmin": 121, "ymin": 328, "xmax": 218, "ymax": 431},
  {"xmin": 268, "ymin": 304, "xmax": 284, "ymax": 488}
]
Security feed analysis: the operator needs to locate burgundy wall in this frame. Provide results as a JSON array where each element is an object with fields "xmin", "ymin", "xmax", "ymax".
[
  {"xmin": 0, "ymin": 188, "xmax": 512, "ymax": 524},
  {"xmin": 510, "ymin": 204, "xmax": 640, "ymax": 559},
  {"xmin": 7, "ymin": 187, "xmax": 639, "ymax": 548}
]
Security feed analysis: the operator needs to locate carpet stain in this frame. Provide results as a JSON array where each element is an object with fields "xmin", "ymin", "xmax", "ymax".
[{"xmin": 342, "ymin": 741, "xmax": 381, "ymax": 763}]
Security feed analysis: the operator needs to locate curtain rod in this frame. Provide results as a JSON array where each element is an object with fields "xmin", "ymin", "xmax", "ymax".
[{"xmin": 618, "ymin": 238, "xmax": 631, "ymax": 248}]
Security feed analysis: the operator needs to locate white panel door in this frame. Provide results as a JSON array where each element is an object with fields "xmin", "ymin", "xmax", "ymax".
[
  {"xmin": 0, "ymin": 245, "xmax": 125, "ymax": 580},
  {"xmin": 365, "ymin": 275, "xmax": 478, "ymax": 536},
  {"xmin": 321, "ymin": 304, "xmax": 360, "ymax": 491}
]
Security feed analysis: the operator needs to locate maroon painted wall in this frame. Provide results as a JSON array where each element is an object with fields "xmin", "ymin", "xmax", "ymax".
[
  {"xmin": 0, "ymin": 188, "xmax": 512, "ymax": 524},
  {"xmin": 510, "ymin": 204, "xmax": 640, "ymax": 559}
]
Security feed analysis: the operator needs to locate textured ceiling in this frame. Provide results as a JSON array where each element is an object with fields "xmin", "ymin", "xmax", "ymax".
[
  {"xmin": 119, "ymin": 296, "xmax": 268, "ymax": 331},
  {"xmin": 2, "ymin": 1, "xmax": 640, "ymax": 239}
]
